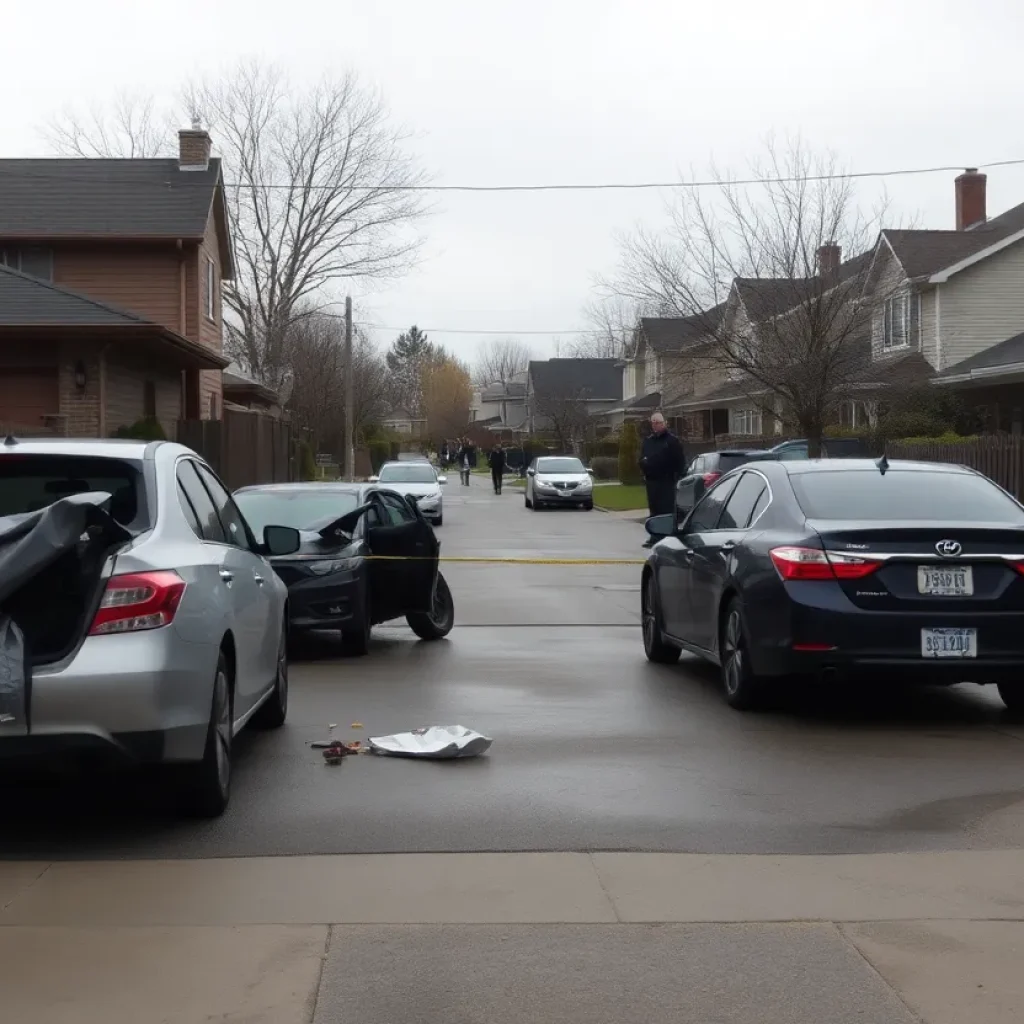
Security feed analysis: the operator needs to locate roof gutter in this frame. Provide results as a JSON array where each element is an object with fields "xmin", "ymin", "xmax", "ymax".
[{"xmin": 933, "ymin": 360, "xmax": 1024, "ymax": 385}]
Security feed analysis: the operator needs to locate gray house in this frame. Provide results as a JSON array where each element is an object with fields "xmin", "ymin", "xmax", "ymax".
[{"xmin": 525, "ymin": 358, "xmax": 622, "ymax": 439}]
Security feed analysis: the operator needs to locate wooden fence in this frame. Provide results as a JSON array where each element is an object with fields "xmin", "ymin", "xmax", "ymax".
[
  {"xmin": 177, "ymin": 410, "xmax": 293, "ymax": 491},
  {"xmin": 887, "ymin": 436, "xmax": 1024, "ymax": 501}
]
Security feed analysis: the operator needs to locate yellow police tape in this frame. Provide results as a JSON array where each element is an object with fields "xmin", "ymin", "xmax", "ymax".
[{"xmin": 365, "ymin": 555, "xmax": 647, "ymax": 565}]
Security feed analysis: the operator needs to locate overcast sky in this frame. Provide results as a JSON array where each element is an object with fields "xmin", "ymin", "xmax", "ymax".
[{"xmin": 4, "ymin": 0, "xmax": 1024, "ymax": 364}]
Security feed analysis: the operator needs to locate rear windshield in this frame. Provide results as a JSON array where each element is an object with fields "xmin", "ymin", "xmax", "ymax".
[
  {"xmin": 537, "ymin": 458, "xmax": 585, "ymax": 474},
  {"xmin": 0, "ymin": 454, "xmax": 147, "ymax": 527},
  {"xmin": 234, "ymin": 490, "xmax": 361, "ymax": 534},
  {"xmin": 715, "ymin": 452, "xmax": 758, "ymax": 472},
  {"xmin": 790, "ymin": 470, "xmax": 1024, "ymax": 522}
]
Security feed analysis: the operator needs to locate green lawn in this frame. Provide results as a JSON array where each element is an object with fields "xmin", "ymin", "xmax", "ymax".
[{"xmin": 592, "ymin": 484, "xmax": 647, "ymax": 511}]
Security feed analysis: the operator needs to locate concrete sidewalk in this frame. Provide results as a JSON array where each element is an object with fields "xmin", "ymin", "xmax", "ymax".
[{"xmin": 3, "ymin": 851, "xmax": 1023, "ymax": 1022}]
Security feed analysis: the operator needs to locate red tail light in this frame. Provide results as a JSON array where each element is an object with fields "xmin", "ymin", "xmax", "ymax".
[
  {"xmin": 702, "ymin": 471, "xmax": 722, "ymax": 486},
  {"xmin": 770, "ymin": 546, "xmax": 882, "ymax": 581},
  {"xmin": 89, "ymin": 571, "xmax": 186, "ymax": 635}
]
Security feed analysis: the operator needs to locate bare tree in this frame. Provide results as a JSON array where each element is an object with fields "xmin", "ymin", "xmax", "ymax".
[
  {"xmin": 184, "ymin": 62, "xmax": 427, "ymax": 390},
  {"xmin": 575, "ymin": 296, "xmax": 644, "ymax": 359},
  {"xmin": 43, "ymin": 92, "xmax": 172, "ymax": 159},
  {"xmin": 473, "ymin": 337, "xmax": 533, "ymax": 386},
  {"xmin": 611, "ymin": 139, "xmax": 891, "ymax": 454},
  {"xmin": 532, "ymin": 384, "xmax": 595, "ymax": 451}
]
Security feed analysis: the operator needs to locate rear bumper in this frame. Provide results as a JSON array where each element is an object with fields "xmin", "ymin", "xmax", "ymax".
[
  {"xmin": 285, "ymin": 570, "xmax": 366, "ymax": 631},
  {"xmin": 747, "ymin": 580, "xmax": 1024, "ymax": 682},
  {"xmin": 0, "ymin": 629, "xmax": 218, "ymax": 763}
]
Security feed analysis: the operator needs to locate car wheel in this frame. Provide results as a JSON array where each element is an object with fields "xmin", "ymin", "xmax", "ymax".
[
  {"xmin": 525, "ymin": 493, "xmax": 532, "ymax": 508},
  {"xmin": 997, "ymin": 681, "xmax": 1024, "ymax": 713},
  {"xmin": 175, "ymin": 651, "xmax": 233, "ymax": 818},
  {"xmin": 341, "ymin": 616, "xmax": 371, "ymax": 656},
  {"xmin": 719, "ymin": 599, "xmax": 764, "ymax": 710},
  {"xmin": 583, "ymin": 501, "xmax": 594, "ymax": 510},
  {"xmin": 642, "ymin": 572, "xmax": 681, "ymax": 664},
  {"xmin": 252, "ymin": 622, "xmax": 288, "ymax": 728},
  {"xmin": 407, "ymin": 571, "xmax": 455, "ymax": 640}
]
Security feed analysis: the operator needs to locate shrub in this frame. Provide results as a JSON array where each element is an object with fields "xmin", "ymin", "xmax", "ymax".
[
  {"xmin": 113, "ymin": 416, "xmax": 166, "ymax": 441},
  {"xmin": 589, "ymin": 455, "xmax": 618, "ymax": 481},
  {"xmin": 618, "ymin": 422, "xmax": 642, "ymax": 485},
  {"xmin": 585, "ymin": 438, "xmax": 620, "ymax": 462},
  {"xmin": 297, "ymin": 441, "xmax": 317, "ymax": 481},
  {"xmin": 368, "ymin": 440, "xmax": 392, "ymax": 473},
  {"xmin": 893, "ymin": 432, "xmax": 981, "ymax": 446}
]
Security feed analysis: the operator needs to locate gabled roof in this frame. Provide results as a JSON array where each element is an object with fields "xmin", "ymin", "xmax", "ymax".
[
  {"xmin": 883, "ymin": 200, "xmax": 1024, "ymax": 280},
  {"xmin": 639, "ymin": 306, "xmax": 725, "ymax": 353},
  {"xmin": 0, "ymin": 264, "xmax": 228, "ymax": 368},
  {"xmin": 935, "ymin": 331, "xmax": 1024, "ymax": 381},
  {"xmin": 0, "ymin": 158, "xmax": 233, "ymax": 276},
  {"xmin": 528, "ymin": 358, "xmax": 622, "ymax": 400}
]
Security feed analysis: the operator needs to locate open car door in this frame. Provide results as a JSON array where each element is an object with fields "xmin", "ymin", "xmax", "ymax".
[{"xmin": 365, "ymin": 491, "xmax": 439, "ymax": 622}]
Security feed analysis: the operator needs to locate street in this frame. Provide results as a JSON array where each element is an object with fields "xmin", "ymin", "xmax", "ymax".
[{"xmin": 4, "ymin": 473, "xmax": 1024, "ymax": 860}]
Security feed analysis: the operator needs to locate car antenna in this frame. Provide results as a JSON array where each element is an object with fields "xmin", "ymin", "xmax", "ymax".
[
  {"xmin": 2, "ymin": 434, "xmax": 17, "ymax": 447},
  {"xmin": 875, "ymin": 453, "xmax": 889, "ymax": 475}
]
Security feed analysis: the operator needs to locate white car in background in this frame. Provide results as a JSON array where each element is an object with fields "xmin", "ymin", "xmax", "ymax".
[
  {"xmin": 524, "ymin": 456, "xmax": 594, "ymax": 511},
  {"xmin": 370, "ymin": 461, "xmax": 447, "ymax": 526}
]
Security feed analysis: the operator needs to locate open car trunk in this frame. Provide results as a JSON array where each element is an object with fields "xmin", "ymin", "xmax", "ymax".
[{"xmin": 0, "ymin": 493, "xmax": 131, "ymax": 670}]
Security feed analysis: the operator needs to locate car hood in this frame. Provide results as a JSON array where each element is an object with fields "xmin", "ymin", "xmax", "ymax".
[
  {"xmin": 378, "ymin": 482, "xmax": 440, "ymax": 496},
  {"xmin": 536, "ymin": 474, "xmax": 590, "ymax": 484}
]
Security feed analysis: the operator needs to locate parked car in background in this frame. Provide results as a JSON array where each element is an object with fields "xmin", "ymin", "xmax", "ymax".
[
  {"xmin": 524, "ymin": 456, "xmax": 594, "ymax": 510},
  {"xmin": 397, "ymin": 452, "xmax": 430, "ymax": 462},
  {"xmin": 234, "ymin": 482, "xmax": 455, "ymax": 656},
  {"xmin": 643, "ymin": 457, "xmax": 1024, "ymax": 712},
  {"xmin": 770, "ymin": 437, "xmax": 870, "ymax": 459},
  {"xmin": 676, "ymin": 449, "xmax": 775, "ymax": 516},
  {"xmin": 370, "ymin": 460, "xmax": 446, "ymax": 525},
  {"xmin": 0, "ymin": 438, "xmax": 302, "ymax": 817}
]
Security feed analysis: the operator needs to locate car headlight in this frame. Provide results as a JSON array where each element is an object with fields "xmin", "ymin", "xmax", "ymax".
[
  {"xmin": 576, "ymin": 476, "xmax": 593, "ymax": 490},
  {"xmin": 536, "ymin": 478, "xmax": 555, "ymax": 489},
  {"xmin": 308, "ymin": 557, "xmax": 362, "ymax": 575},
  {"xmin": 418, "ymin": 493, "xmax": 440, "ymax": 508}
]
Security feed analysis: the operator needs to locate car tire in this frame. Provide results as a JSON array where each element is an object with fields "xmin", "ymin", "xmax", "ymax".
[
  {"xmin": 642, "ymin": 572, "xmax": 681, "ymax": 665},
  {"xmin": 583, "ymin": 501, "xmax": 594, "ymax": 510},
  {"xmin": 719, "ymin": 599, "xmax": 764, "ymax": 710},
  {"xmin": 341, "ymin": 616, "xmax": 371, "ymax": 656},
  {"xmin": 407, "ymin": 571, "xmax": 455, "ymax": 640},
  {"xmin": 174, "ymin": 651, "xmax": 233, "ymax": 818},
  {"xmin": 252, "ymin": 623, "xmax": 288, "ymax": 729},
  {"xmin": 997, "ymin": 681, "xmax": 1024, "ymax": 713}
]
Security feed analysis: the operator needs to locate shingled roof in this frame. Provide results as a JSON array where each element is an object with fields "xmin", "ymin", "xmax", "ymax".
[
  {"xmin": 0, "ymin": 158, "xmax": 233, "ymax": 275},
  {"xmin": 640, "ymin": 305, "xmax": 726, "ymax": 353},
  {"xmin": 935, "ymin": 331, "xmax": 1024, "ymax": 380},
  {"xmin": 0, "ymin": 264, "xmax": 228, "ymax": 369},
  {"xmin": 528, "ymin": 358, "xmax": 622, "ymax": 401}
]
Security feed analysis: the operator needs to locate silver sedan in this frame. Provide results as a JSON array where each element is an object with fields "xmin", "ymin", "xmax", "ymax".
[{"xmin": 0, "ymin": 438, "xmax": 302, "ymax": 817}]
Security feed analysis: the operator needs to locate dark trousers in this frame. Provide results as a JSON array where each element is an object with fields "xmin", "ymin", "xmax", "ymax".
[
  {"xmin": 491, "ymin": 468, "xmax": 503, "ymax": 493},
  {"xmin": 645, "ymin": 477, "xmax": 676, "ymax": 517}
]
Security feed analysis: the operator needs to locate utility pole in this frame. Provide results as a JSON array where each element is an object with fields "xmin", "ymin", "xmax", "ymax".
[{"xmin": 344, "ymin": 295, "xmax": 355, "ymax": 481}]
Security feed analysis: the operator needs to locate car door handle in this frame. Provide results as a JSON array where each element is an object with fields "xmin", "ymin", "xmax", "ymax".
[
  {"xmin": 719, "ymin": 540, "xmax": 737, "ymax": 560},
  {"xmin": 680, "ymin": 547, "xmax": 694, "ymax": 560},
  {"xmin": 253, "ymin": 573, "xmax": 265, "ymax": 586},
  {"xmin": 219, "ymin": 569, "xmax": 234, "ymax": 583}
]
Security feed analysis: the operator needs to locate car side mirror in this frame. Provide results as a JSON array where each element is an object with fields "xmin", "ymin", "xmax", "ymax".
[
  {"xmin": 645, "ymin": 513, "xmax": 674, "ymax": 539},
  {"xmin": 527, "ymin": 468, "xmax": 536, "ymax": 476},
  {"xmin": 586, "ymin": 467, "xmax": 595, "ymax": 475},
  {"xmin": 368, "ymin": 474, "xmax": 379, "ymax": 482},
  {"xmin": 437, "ymin": 475, "xmax": 448, "ymax": 484},
  {"xmin": 263, "ymin": 524, "xmax": 301, "ymax": 556}
]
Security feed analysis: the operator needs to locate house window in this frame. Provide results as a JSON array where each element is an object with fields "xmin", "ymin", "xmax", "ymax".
[
  {"xmin": 730, "ymin": 408, "xmax": 762, "ymax": 435},
  {"xmin": 644, "ymin": 355, "xmax": 660, "ymax": 390},
  {"xmin": 840, "ymin": 400, "xmax": 876, "ymax": 430},
  {"xmin": 1, "ymin": 247, "xmax": 53, "ymax": 281},
  {"xmin": 143, "ymin": 380, "xmax": 156, "ymax": 419},
  {"xmin": 882, "ymin": 292, "xmax": 911, "ymax": 350},
  {"xmin": 205, "ymin": 257, "xmax": 216, "ymax": 321}
]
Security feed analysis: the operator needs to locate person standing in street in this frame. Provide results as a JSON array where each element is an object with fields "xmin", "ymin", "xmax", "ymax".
[
  {"xmin": 639, "ymin": 412, "xmax": 686, "ymax": 547},
  {"xmin": 488, "ymin": 443, "xmax": 507, "ymax": 495},
  {"xmin": 458, "ymin": 440, "xmax": 472, "ymax": 486}
]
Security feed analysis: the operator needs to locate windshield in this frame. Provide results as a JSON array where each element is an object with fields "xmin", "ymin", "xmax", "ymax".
[
  {"xmin": 0, "ymin": 454, "xmax": 146, "ymax": 526},
  {"xmin": 234, "ymin": 490, "xmax": 361, "ymax": 534},
  {"xmin": 537, "ymin": 458, "xmax": 585, "ymax": 474},
  {"xmin": 790, "ymin": 470, "xmax": 1024, "ymax": 522},
  {"xmin": 378, "ymin": 465, "xmax": 437, "ymax": 484}
]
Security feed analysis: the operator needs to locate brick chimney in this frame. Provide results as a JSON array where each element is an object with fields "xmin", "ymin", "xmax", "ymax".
[
  {"xmin": 955, "ymin": 168, "xmax": 987, "ymax": 230},
  {"xmin": 178, "ymin": 120, "xmax": 211, "ymax": 171},
  {"xmin": 817, "ymin": 241, "xmax": 841, "ymax": 280}
]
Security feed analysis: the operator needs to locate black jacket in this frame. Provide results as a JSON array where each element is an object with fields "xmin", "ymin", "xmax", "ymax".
[
  {"xmin": 488, "ymin": 448, "xmax": 506, "ymax": 471},
  {"xmin": 640, "ymin": 430, "xmax": 685, "ymax": 481}
]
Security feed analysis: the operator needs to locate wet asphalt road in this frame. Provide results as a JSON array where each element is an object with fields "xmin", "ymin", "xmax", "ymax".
[{"xmin": 5, "ymin": 473, "xmax": 1024, "ymax": 859}]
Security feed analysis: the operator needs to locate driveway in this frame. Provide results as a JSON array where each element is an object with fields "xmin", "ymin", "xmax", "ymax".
[{"xmin": 3, "ymin": 473, "xmax": 1024, "ymax": 859}]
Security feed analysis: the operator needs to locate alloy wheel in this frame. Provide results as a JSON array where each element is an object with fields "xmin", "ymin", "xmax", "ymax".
[
  {"xmin": 276, "ymin": 631, "xmax": 289, "ymax": 715},
  {"xmin": 722, "ymin": 610, "xmax": 744, "ymax": 697},
  {"xmin": 212, "ymin": 668, "xmax": 232, "ymax": 792},
  {"xmin": 643, "ymin": 578, "xmax": 657, "ymax": 652}
]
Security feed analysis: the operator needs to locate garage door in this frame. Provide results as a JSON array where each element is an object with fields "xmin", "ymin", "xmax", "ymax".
[{"xmin": 0, "ymin": 369, "xmax": 59, "ymax": 431}]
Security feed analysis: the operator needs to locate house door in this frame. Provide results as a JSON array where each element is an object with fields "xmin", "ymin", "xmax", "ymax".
[{"xmin": 0, "ymin": 369, "xmax": 59, "ymax": 432}]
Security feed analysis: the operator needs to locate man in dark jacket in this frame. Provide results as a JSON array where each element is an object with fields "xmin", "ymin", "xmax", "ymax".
[
  {"xmin": 488, "ymin": 444, "xmax": 507, "ymax": 495},
  {"xmin": 640, "ymin": 413, "xmax": 685, "ymax": 546}
]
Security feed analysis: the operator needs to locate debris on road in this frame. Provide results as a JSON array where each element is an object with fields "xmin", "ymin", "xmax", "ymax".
[
  {"xmin": 351, "ymin": 722, "xmax": 364, "ymax": 729},
  {"xmin": 322, "ymin": 740, "xmax": 364, "ymax": 765},
  {"xmin": 368, "ymin": 725, "xmax": 493, "ymax": 760}
]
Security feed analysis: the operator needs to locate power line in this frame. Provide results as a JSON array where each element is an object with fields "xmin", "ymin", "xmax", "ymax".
[
  {"xmin": 1, "ymin": 157, "xmax": 1022, "ymax": 193},
  {"xmin": 355, "ymin": 321, "xmax": 596, "ymax": 335}
]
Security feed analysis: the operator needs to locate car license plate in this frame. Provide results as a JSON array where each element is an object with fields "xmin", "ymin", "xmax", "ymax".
[
  {"xmin": 921, "ymin": 627, "xmax": 976, "ymax": 658},
  {"xmin": 918, "ymin": 565, "xmax": 973, "ymax": 596}
]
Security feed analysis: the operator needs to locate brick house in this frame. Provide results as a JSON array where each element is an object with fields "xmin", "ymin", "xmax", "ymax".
[{"xmin": 0, "ymin": 127, "xmax": 233, "ymax": 439}]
